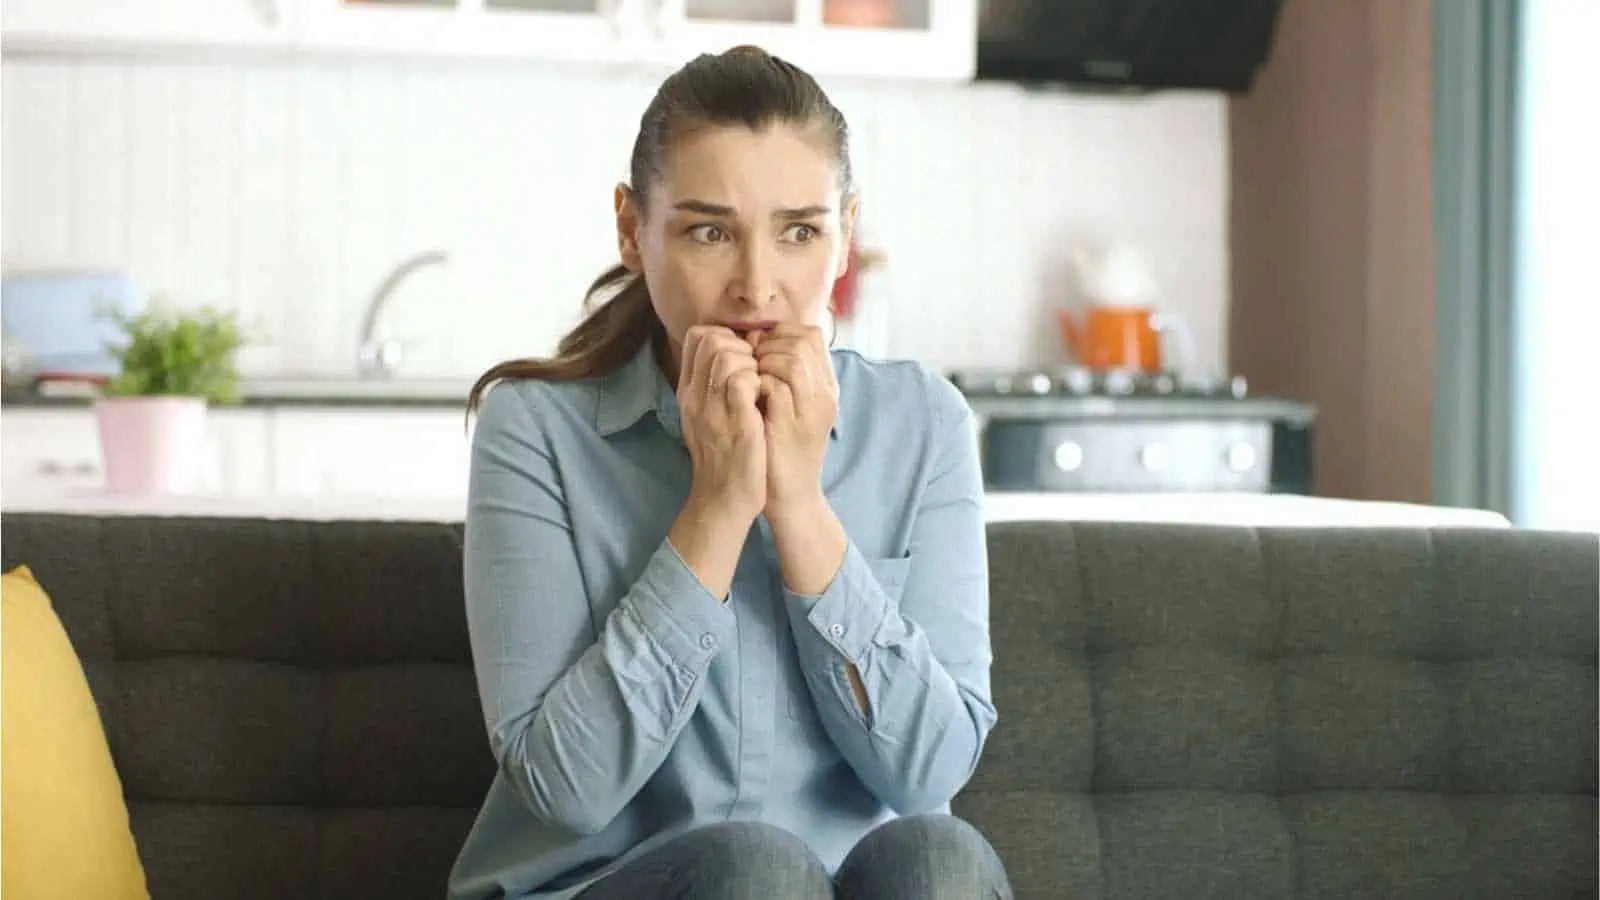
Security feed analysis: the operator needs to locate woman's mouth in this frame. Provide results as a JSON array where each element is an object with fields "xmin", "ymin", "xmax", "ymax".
[{"xmin": 720, "ymin": 320, "xmax": 779, "ymax": 336}]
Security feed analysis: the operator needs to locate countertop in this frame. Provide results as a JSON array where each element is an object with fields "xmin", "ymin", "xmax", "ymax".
[
  {"xmin": 6, "ymin": 377, "xmax": 1320, "ymax": 421},
  {"xmin": 0, "ymin": 488, "xmax": 1514, "ymax": 529},
  {"xmin": 2, "ymin": 375, "xmax": 476, "ymax": 409},
  {"xmin": 962, "ymin": 393, "xmax": 1318, "ymax": 424}
]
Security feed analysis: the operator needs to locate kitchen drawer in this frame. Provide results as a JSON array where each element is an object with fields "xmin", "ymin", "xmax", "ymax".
[
  {"xmin": 982, "ymin": 419, "xmax": 1274, "ymax": 493},
  {"xmin": 1, "ymin": 408, "xmax": 105, "ymax": 492}
]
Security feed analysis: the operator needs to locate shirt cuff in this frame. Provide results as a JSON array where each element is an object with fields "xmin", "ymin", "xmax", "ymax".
[
  {"xmin": 784, "ymin": 541, "xmax": 892, "ymax": 663},
  {"xmin": 626, "ymin": 537, "xmax": 738, "ymax": 670}
]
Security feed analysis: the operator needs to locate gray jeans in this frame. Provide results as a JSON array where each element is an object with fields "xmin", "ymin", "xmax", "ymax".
[{"xmin": 574, "ymin": 814, "xmax": 1013, "ymax": 900}]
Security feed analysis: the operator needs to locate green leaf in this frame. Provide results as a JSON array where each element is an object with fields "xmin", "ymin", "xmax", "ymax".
[{"xmin": 100, "ymin": 302, "xmax": 245, "ymax": 405}]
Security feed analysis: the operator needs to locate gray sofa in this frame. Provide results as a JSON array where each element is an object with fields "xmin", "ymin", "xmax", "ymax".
[{"xmin": 3, "ymin": 512, "xmax": 1596, "ymax": 899}]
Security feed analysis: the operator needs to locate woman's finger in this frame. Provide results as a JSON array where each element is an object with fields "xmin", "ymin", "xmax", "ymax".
[
  {"xmin": 711, "ymin": 349, "xmax": 756, "ymax": 394},
  {"xmin": 759, "ymin": 373, "xmax": 796, "ymax": 425},
  {"xmin": 727, "ymin": 369, "xmax": 763, "ymax": 419},
  {"xmin": 757, "ymin": 351, "xmax": 808, "ymax": 399}
]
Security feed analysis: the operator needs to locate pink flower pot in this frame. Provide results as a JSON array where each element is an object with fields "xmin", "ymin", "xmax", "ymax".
[
  {"xmin": 824, "ymin": 0, "xmax": 897, "ymax": 27},
  {"xmin": 93, "ymin": 396, "xmax": 208, "ymax": 495}
]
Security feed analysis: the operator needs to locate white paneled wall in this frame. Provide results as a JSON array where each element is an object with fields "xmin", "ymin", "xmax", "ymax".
[{"xmin": 2, "ymin": 57, "xmax": 1229, "ymax": 378}]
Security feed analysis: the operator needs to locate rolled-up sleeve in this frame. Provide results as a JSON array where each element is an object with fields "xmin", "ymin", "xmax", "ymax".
[
  {"xmin": 464, "ymin": 382, "xmax": 735, "ymax": 837},
  {"xmin": 783, "ymin": 380, "xmax": 997, "ymax": 816}
]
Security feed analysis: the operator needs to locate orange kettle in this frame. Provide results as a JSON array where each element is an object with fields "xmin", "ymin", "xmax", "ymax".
[
  {"xmin": 1059, "ymin": 242, "xmax": 1191, "ymax": 373},
  {"xmin": 1056, "ymin": 305, "xmax": 1180, "ymax": 373}
]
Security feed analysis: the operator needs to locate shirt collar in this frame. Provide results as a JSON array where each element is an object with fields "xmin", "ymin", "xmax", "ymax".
[
  {"xmin": 595, "ymin": 340, "xmax": 678, "ymax": 438},
  {"xmin": 595, "ymin": 340, "xmax": 841, "ymax": 441}
]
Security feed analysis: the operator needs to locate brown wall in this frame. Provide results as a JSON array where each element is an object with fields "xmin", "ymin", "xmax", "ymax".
[{"xmin": 1229, "ymin": 0, "xmax": 1436, "ymax": 502}]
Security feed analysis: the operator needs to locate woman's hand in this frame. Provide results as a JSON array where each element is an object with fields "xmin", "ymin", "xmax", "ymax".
[
  {"xmin": 677, "ymin": 324, "xmax": 766, "ymax": 524},
  {"xmin": 754, "ymin": 324, "xmax": 838, "ymax": 522}
]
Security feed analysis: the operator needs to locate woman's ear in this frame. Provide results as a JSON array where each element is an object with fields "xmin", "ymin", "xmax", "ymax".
[
  {"xmin": 836, "ymin": 192, "xmax": 861, "ymax": 280},
  {"xmin": 615, "ymin": 183, "xmax": 644, "ymax": 272}
]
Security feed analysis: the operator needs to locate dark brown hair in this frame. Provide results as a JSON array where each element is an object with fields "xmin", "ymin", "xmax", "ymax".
[{"xmin": 466, "ymin": 45, "xmax": 854, "ymax": 414}]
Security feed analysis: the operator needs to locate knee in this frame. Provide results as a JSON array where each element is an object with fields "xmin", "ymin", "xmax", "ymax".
[
  {"xmin": 688, "ymin": 822, "xmax": 831, "ymax": 895},
  {"xmin": 704, "ymin": 821, "xmax": 818, "ymax": 861},
  {"xmin": 838, "ymin": 814, "xmax": 1011, "ymax": 900},
  {"xmin": 865, "ymin": 813, "xmax": 995, "ymax": 863}
]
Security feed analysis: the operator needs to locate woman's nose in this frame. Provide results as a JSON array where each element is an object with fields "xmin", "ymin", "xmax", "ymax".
[{"xmin": 731, "ymin": 244, "xmax": 777, "ymax": 307}]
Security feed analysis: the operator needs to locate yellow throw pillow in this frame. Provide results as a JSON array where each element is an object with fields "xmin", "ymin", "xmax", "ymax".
[{"xmin": 3, "ymin": 565, "xmax": 150, "ymax": 900}]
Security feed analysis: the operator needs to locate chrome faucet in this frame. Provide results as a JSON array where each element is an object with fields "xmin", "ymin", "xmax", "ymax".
[{"xmin": 357, "ymin": 249, "xmax": 450, "ymax": 379}]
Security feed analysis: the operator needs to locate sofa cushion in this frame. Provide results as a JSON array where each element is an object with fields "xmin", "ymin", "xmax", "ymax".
[
  {"xmin": 952, "ymin": 523, "xmax": 1598, "ymax": 900},
  {"xmin": 2, "ymin": 565, "xmax": 150, "ymax": 900}
]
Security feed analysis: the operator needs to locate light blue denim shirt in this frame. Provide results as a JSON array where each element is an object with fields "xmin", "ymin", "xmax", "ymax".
[{"xmin": 449, "ymin": 341, "xmax": 997, "ymax": 900}]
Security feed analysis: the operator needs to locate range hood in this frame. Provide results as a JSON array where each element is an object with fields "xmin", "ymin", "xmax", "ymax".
[{"xmin": 975, "ymin": 0, "xmax": 1284, "ymax": 94}]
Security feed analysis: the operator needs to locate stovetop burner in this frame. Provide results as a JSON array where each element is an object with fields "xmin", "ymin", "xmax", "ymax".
[{"xmin": 947, "ymin": 366, "xmax": 1250, "ymax": 400}]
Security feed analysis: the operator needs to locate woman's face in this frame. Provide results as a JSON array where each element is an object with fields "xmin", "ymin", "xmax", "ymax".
[{"xmin": 615, "ymin": 122, "xmax": 856, "ymax": 372}]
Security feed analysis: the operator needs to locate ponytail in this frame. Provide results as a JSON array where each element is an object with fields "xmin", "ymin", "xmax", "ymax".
[{"xmin": 466, "ymin": 264, "xmax": 661, "ymax": 416}]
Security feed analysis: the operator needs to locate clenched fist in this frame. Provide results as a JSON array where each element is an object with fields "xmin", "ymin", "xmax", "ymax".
[
  {"xmin": 677, "ymin": 325, "xmax": 767, "ymax": 523},
  {"xmin": 752, "ymin": 324, "xmax": 838, "ymax": 519}
]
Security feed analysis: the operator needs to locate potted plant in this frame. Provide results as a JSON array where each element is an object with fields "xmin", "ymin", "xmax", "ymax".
[{"xmin": 96, "ymin": 304, "xmax": 244, "ymax": 495}]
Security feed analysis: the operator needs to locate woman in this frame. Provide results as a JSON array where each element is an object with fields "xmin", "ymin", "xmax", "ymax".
[{"xmin": 452, "ymin": 45, "xmax": 1011, "ymax": 900}]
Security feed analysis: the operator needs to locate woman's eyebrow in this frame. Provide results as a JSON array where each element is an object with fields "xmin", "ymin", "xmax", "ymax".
[
  {"xmin": 673, "ymin": 199, "xmax": 734, "ymax": 216},
  {"xmin": 671, "ymin": 199, "xmax": 833, "ymax": 219},
  {"xmin": 775, "ymin": 205, "xmax": 832, "ymax": 219}
]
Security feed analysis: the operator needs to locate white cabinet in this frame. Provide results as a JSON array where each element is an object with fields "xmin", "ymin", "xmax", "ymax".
[
  {"xmin": 2, "ymin": 0, "xmax": 975, "ymax": 81},
  {"xmin": 2, "ymin": 410, "xmax": 107, "ymax": 494},
  {"xmin": 1, "ymin": 0, "xmax": 292, "ymax": 50},
  {"xmin": 204, "ymin": 409, "xmax": 275, "ymax": 494},
  {"xmin": 298, "ymin": 0, "xmax": 976, "ymax": 79},
  {"xmin": 0, "ymin": 407, "xmax": 272, "ymax": 497},
  {"xmin": 295, "ymin": 0, "xmax": 642, "ymax": 64},
  {"xmin": 1, "ymin": 405, "xmax": 465, "ymax": 502},
  {"xmin": 269, "ymin": 409, "xmax": 472, "ymax": 499},
  {"xmin": 652, "ymin": 0, "xmax": 975, "ymax": 81}
]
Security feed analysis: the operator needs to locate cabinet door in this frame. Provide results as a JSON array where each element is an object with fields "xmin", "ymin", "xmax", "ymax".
[
  {"xmin": 1, "ymin": 410, "xmax": 106, "ymax": 495},
  {"xmin": 270, "ymin": 409, "xmax": 472, "ymax": 499},
  {"xmin": 2, "ymin": 0, "xmax": 290, "ymax": 50},
  {"xmin": 0, "ymin": 407, "xmax": 272, "ymax": 497},
  {"xmin": 651, "ymin": 0, "xmax": 975, "ymax": 80},
  {"xmin": 296, "ymin": 0, "xmax": 646, "ymax": 62},
  {"xmin": 205, "ymin": 409, "xmax": 275, "ymax": 495}
]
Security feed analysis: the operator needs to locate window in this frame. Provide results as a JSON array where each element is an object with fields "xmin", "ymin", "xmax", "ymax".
[{"xmin": 1510, "ymin": 0, "xmax": 1600, "ymax": 531}]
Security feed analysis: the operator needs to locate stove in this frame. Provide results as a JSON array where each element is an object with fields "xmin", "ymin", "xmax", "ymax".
[
  {"xmin": 948, "ymin": 366, "xmax": 1250, "ymax": 400},
  {"xmin": 945, "ymin": 367, "xmax": 1317, "ymax": 495}
]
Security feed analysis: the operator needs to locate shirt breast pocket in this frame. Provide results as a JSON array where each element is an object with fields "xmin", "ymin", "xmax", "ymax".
[
  {"xmin": 786, "ymin": 554, "xmax": 913, "ymax": 722},
  {"xmin": 864, "ymin": 553, "xmax": 912, "ymax": 598}
]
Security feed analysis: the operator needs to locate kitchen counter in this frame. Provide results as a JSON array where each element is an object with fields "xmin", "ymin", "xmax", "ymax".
[
  {"xmin": 6, "ymin": 381, "xmax": 1319, "ymax": 418},
  {"xmin": 964, "ymin": 393, "xmax": 1317, "ymax": 425},
  {"xmin": 983, "ymin": 491, "xmax": 1511, "ymax": 528},
  {"xmin": 1, "ymin": 487, "xmax": 1514, "ymax": 529},
  {"xmin": 1, "ymin": 376, "xmax": 475, "ymax": 409}
]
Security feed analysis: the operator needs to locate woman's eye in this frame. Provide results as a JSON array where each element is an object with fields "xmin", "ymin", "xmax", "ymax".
[
  {"xmin": 688, "ymin": 224, "xmax": 727, "ymax": 244},
  {"xmin": 783, "ymin": 223, "xmax": 820, "ymax": 243}
]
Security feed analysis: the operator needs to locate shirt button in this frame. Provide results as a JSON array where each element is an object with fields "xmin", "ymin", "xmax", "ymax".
[
  {"xmin": 828, "ymin": 623, "xmax": 845, "ymax": 639},
  {"xmin": 699, "ymin": 633, "xmax": 717, "ymax": 650}
]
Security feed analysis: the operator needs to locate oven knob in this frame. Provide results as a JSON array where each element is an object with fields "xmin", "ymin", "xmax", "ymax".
[
  {"xmin": 1060, "ymin": 367, "xmax": 1095, "ymax": 395},
  {"xmin": 1052, "ymin": 441, "xmax": 1084, "ymax": 472},
  {"xmin": 1226, "ymin": 443, "xmax": 1257, "ymax": 472},
  {"xmin": 1138, "ymin": 443, "xmax": 1171, "ymax": 472},
  {"xmin": 1104, "ymin": 370, "xmax": 1135, "ymax": 396},
  {"xmin": 994, "ymin": 375, "xmax": 1014, "ymax": 394},
  {"xmin": 1027, "ymin": 373, "xmax": 1053, "ymax": 395}
]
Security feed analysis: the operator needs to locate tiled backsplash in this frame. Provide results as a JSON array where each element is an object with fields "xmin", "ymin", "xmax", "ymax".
[{"xmin": 2, "ymin": 56, "xmax": 1228, "ymax": 378}]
